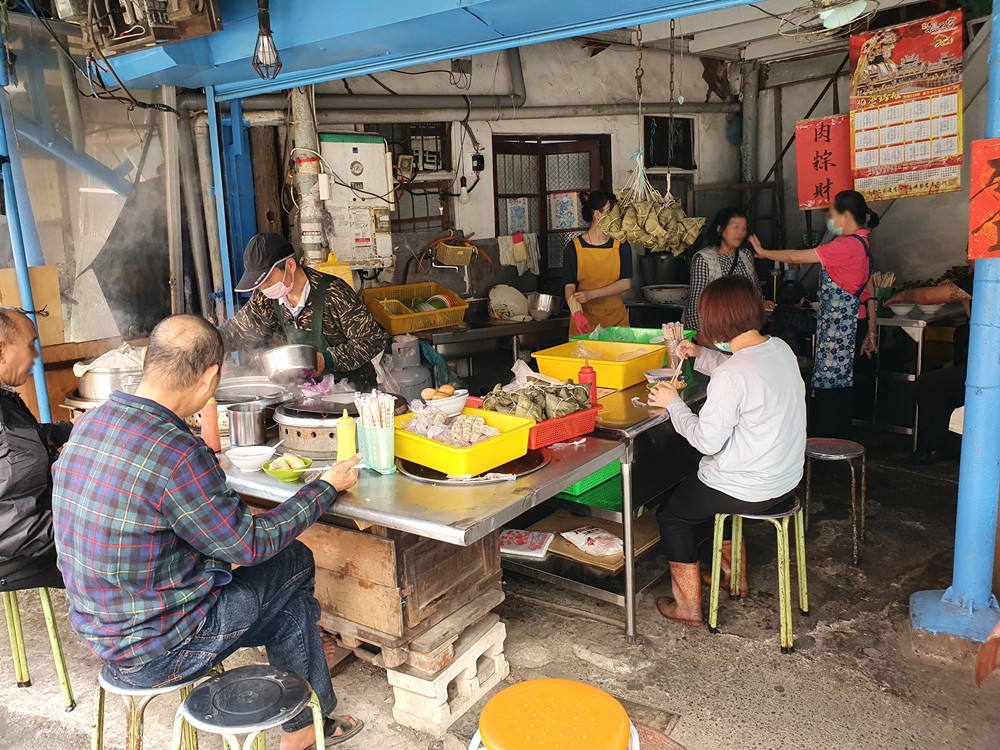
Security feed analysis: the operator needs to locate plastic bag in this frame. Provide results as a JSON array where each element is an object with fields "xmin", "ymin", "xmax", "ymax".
[
  {"xmin": 560, "ymin": 526, "xmax": 624, "ymax": 557},
  {"xmin": 571, "ymin": 342, "xmax": 602, "ymax": 360}
]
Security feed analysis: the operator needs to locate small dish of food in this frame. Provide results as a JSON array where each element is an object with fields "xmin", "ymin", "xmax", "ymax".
[
  {"xmin": 420, "ymin": 385, "xmax": 470, "ymax": 417},
  {"xmin": 644, "ymin": 368, "xmax": 677, "ymax": 383},
  {"xmin": 225, "ymin": 445, "xmax": 276, "ymax": 473},
  {"xmin": 263, "ymin": 454, "xmax": 314, "ymax": 483}
]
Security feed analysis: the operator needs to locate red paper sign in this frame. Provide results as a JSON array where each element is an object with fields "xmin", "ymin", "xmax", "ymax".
[
  {"xmin": 849, "ymin": 10, "xmax": 964, "ymax": 200},
  {"xmin": 969, "ymin": 138, "xmax": 1000, "ymax": 260},
  {"xmin": 795, "ymin": 115, "xmax": 852, "ymax": 209}
]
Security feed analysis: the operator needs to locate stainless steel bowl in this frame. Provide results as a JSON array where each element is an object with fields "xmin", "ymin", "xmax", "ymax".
[
  {"xmin": 260, "ymin": 344, "xmax": 320, "ymax": 385},
  {"xmin": 527, "ymin": 293, "xmax": 563, "ymax": 316},
  {"xmin": 78, "ymin": 367, "xmax": 143, "ymax": 401}
]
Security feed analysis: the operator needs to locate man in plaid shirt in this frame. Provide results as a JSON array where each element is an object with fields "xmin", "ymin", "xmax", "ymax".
[{"xmin": 52, "ymin": 315, "xmax": 363, "ymax": 748}]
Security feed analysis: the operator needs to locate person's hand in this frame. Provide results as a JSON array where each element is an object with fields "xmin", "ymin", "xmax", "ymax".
[
  {"xmin": 572, "ymin": 291, "xmax": 590, "ymax": 304},
  {"xmin": 321, "ymin": 454, "xmax": 361, "ymax": 492},
  {"xmin": 748, "ymin": 234, "xmax": 768, "ymax": 259},
  {"xmin": 675, "ymin": 340, "xmax": 703, "ymax": 360},
  {"xmin": 647, "ymin": 382, "xmax": 679, "ymax": 408},
  {"xmin": 763, "ymin": 300, "xmax": 777, "ymax": 312},
  {"xmin": 315, "ymin": 351, "xmax": 326, "ymax": 375},
  {"xmin": 861, "ymin": 331, "xmax": 879, "ymax": 358},
  {"xmin": 884, "ymin": 292, "xmax": 908, "ymax": 306}
]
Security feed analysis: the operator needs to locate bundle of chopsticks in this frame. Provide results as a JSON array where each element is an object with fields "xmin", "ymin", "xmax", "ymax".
[
  {"xmin": 354, "ymin": 390, "xmax": 395, "ymax": 429},
  {"xmin": 662, "ymin": 322, "xmax": 684, "ymax": 369},
  {"xmin": 873, "ymin": 271, "xmax": 896, "ymax": 289}
]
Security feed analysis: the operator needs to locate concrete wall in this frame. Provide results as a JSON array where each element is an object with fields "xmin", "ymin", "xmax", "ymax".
[{"xmin": 757, "ymin": 40, "xmax": 988, "ymax": 284}]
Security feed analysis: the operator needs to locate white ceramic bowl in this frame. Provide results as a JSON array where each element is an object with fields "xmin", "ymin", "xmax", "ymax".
[
  {"xmin": 644, "ymin": 368, "xmax": 677, "ymax": 383},
  {"xmin": 918, "ymin": 303, "xmax": 945, "ymax": 315},
  {"xmin": 423, "ymin": 389, "xmax": 470, "ymax": 417},
  {"xmin": 887, "ymin": 303, "xmax": 915, "ymax": 316},
  {"xmin": 642, "ymin": 284, "xmax": 690, "ymax": 306},
  {"xmin": 225, "ymin": 445, "xmax": 276, "ymax": 472}
]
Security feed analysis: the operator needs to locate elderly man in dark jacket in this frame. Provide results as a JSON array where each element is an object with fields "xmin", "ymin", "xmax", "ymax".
[{"xmin": 0, "ymin": 307, "xmax": 72, "ymax": 591}]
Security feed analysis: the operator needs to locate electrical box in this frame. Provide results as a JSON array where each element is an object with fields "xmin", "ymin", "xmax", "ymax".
[{"xmin": 319, "ymin": 133, "xmax": 395, "ymax": 270}]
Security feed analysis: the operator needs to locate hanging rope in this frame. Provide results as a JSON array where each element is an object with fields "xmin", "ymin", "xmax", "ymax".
[{"xmin": 667, "ymin": 18, "xmax": 676, "ymax": 196}]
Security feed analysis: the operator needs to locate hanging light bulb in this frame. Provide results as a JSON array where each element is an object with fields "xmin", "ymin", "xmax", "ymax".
[
  {"xmin": 458, "ymin": 176, "xmax": 471, "ymax": 205},
  {"xmin": 252, "ymin": 0, "xmax": 282, "ymax": 80}
]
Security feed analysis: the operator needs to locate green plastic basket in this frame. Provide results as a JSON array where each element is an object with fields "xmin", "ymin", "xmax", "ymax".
[
  {"xmin": 556, "ymin": 476, "xmax": 623, "ymax": 511},
  {"xmin": 559, "ymin": 461, "xmax": 622, "ymax": 497},
  {"xmin": 570, "ymin": 326, "xmax": 696, "ymax": 344}
]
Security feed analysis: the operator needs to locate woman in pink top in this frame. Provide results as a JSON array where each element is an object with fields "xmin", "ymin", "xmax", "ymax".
[{"xmin": 750, "ymin": 190, "xmax": 879, "ymax": 438}]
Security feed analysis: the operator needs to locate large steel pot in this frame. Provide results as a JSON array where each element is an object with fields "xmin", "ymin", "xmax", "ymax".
[
  {"xmin": 78, "ymin": 367, "xmax": 143, "ymax": 401},
  {"xmin": 260, "ymin": 344, "xmax": 320, "ymax": 385}
]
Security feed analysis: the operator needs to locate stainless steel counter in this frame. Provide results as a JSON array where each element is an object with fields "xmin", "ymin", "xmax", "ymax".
[
  {"xmin": 223, "ymin": 436, "xmax": 625, "ymax": 547},
  {"xmin": 418, "ymin": 315, "xmax": 570, "ymax": 345}
]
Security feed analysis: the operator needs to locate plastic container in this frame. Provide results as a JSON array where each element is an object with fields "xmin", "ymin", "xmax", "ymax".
[
  {"xmin": 337, "ymin": 410, "xmax": 356, "ymax": 462},
  {"xmin": 362, "ymin": 282, "xmax": 468, "ymax": 334},
  {"xmin": 556, "ymin": 476, "xmax": 623, "ymax": 511},
  {"xmin": 578, "ymin": 361, "xmax": 598, "ymax": 407},
  {"xmin": 559, "ymin": 460, "xmax": 622, "ymax": 497},
  {"xmin": 467, "ymin": 397, "xmax": 602, "ymax": 450},
  {"xmin": 394, "ymin": 407, "xmax": 534, "ymax": 476},
  {"xmin": 532, "ymin": 341, "xmax": 666, "ymax": 391}
]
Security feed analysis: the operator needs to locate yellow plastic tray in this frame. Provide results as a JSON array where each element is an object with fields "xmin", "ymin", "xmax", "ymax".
[
  {"xmin": 532, "ymin": 340, "xmax": 665, "ymax": 391},
  {"xmin": 394, "ymin": 408, "xmax": 534, "ymax": 476}
]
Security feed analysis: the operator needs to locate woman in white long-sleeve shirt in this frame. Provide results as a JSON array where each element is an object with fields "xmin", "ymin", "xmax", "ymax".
[{"xmin": 647, "ymin": 275, "xmax": 806, "ymax": 627}]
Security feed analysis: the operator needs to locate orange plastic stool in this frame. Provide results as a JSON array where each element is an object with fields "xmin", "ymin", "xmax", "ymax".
[{"xmin": 471, "ymin": 678, "xmax": 637, "ymax": 750}]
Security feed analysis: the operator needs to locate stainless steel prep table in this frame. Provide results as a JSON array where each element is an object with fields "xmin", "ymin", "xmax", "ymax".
[
  {"xmin": 416, "ymin": 315, "xmax": 569, "ymax": 366},
  {"xmin": 223, "ymin": 436, "xmax": 625, "ymax": 547},
  {"xmin": 502, "ymin": 375, "xmax": 707, "ymax": 642}
]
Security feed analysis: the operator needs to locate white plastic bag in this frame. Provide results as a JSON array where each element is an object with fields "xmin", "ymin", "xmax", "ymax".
[{"xmin": 560, "ymin": 526, "xmax": 624, "ymax": 557}]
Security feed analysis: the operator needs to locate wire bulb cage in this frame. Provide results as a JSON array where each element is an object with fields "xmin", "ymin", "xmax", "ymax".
[{"xmin": 252, "ymin": 0, "xmax": 282, "ymax": 80}]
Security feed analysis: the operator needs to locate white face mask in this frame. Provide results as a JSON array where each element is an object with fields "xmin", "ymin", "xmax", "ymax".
[
  {"xmin": 826, "ymin": 217, "xmax": 844, "ymax": 237},
  {"xmin": 261, "ymin": 266, "xmax": 292, "ymax": 300}
]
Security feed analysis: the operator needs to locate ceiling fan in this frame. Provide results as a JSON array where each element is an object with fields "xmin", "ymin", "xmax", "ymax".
[{"xmin": 776, "ymin": 0, "xmax": 879, "ymax": 41}]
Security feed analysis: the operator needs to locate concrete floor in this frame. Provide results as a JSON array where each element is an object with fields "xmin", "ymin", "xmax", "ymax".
[{"xmin": 2, "ymin": 432, "xmax": 999, "ymax": 749}]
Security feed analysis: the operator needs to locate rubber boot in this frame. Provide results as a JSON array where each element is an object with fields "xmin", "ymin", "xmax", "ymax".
[
  {"xmin": 656, "ymin": 562, "xmax": 704, "ymax": 627},
  {"xmin": 701, "ymin": 540, "xmax": 749, "ymax": 599}
]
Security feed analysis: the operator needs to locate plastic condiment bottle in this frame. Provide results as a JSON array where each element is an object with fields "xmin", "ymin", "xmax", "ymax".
[
  {"xmin": 200, "ymin": 397, "xmax": 222, "ymax": 453},
  {"xmin": 578, "ymin": 360, "xmax": 598, "ymax": 407},
  {"xmin": 337, "ymin": 409, "xmax": 357, "ymax": 463}
]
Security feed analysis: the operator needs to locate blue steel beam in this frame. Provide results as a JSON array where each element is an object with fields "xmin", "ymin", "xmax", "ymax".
[
  {"xmin": 220, "ymin": 98, "xmax": 256, "ymax": 288},
  {"xmin": 910, "ymin": 4, "xmax": 1000, "ymax": 642},
  {"xmin": 205, "ymin": 85, "xmax": 236, "ymax": 316},
  {"xmin": 0, "ymin": 79, "xmax": 52, "ymax": 422}
]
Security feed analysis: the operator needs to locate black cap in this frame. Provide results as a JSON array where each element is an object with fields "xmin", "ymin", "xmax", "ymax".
[{"xmin": 235, "ymin": 233, "xmax": 295, "ymax": 292}]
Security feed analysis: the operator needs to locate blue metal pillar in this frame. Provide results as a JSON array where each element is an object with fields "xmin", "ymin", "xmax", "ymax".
[
  {"xmin": 910, "ymin": 2, "xmax": 1000, "ymax": 642},
  {"xmin": 220, "ymin": 98, "xmax": 257, "ymax": 289},
  {"xmin": 0, "ymin": 81, "xmax": 52, "ymax": 422},
  {"xmin": 205, "ymin": 85, "xmax": 236, "ymax": 316}
]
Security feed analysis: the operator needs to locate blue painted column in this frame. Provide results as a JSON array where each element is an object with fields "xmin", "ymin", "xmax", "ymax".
[
  {"xmin": 220, "ymin": 98, "xmax": 257, "ymax": 288},
  {"xmin": 910, "ymin": 1, "xmax": 1000, "ymax": 642},
  {"xmin": 205, "ymin": 86, "xmax": 236, "ymax": 316},
  {"xmin": 0, "ymin": 77, "xmax": 53, "ymax": 422}
]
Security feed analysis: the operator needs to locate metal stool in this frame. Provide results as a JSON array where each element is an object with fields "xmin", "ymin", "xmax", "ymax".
[
  {"xmin": 708, "ymin": 496, "xmax": 809, "ymax": 654},
  {"xmin": 94, "ymin": 664, "xmax": 205, "ymax": 750},
  {"xmin": 804, "ymin": 437, "xmax": 867, "ymax": 565},
  {"xmin": 468, "ymin": 678, "xmax": 640, "ymax": 750},
  {"xmin": 1, "ymin": 587, "xmax": 76, "ymax": 710},
  {"xmin": 171, "ymin": 664, "xmax": 326, "ymax": 750}
]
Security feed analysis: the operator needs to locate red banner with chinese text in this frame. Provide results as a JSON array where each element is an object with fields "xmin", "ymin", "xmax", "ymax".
[
  {"xmin": 849, "ymin": 10, "xmax": 964, "ymax": 201},
  {"xmin": 795, "ymin": 115, "xmax": 852, "ymax": 209},
  {"xmin": 969, "ymin": 138, "xmax": 1000, "ymax": 261}
]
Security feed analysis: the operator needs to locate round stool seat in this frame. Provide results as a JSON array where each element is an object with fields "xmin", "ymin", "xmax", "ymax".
[
  {"xmin": 806, "ymin": 438, "xmax": 865, "ymax": 461},
  {"xmin": 98, "ymin": 663, "xmax": 203, "ymax": 697},
  {"xmin": 180, "ymin": 665, "xmax": 312, "ymax": 735},
  {"xmin": 479, "ymin": 678, "xmax": 631, "ymax": 750},
  {"xmin": 737, "ymin": 495, "xmax": 801, "ymax": 521}
]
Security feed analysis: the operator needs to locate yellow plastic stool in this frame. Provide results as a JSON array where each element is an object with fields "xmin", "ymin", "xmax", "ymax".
[{"xmin": 469, "ymin": 678, "xmax": 638, "ymax": 750}]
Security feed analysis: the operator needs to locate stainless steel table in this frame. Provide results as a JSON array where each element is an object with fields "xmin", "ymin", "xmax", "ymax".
[
  {"xmin": 854, "ymin": 303, "xmax": 967, "ymax": 448},
  {"xmin": 502, "ymin": 374, "xmax": 708, "ymax": 642},
  {"xmin": 416, "ymin": 315, "xmax": 569, "ymax": 365},
  {"xmin": 223, "ymin": 437, "xmax": 625, "ymax": 547}
]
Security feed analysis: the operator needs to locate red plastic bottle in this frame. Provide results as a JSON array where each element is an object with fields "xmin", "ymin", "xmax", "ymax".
[
  {"xmin": 578, "ymin": 360, "xmax": 598, "ymax": 407},
  {"xmin": 200, "ymin": 397, "xmax": 222, "ymax": 453}
]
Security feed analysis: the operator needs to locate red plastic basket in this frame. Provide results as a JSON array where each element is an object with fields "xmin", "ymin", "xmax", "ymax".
[{"xmin": 466, "ymin": 397, "xmax": 601, "ymax": 450}]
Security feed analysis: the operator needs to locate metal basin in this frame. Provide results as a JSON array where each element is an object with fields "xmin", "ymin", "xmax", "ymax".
[{"xmin": 261, "ymin": 344, "xmax": 320, "ymax": 385}]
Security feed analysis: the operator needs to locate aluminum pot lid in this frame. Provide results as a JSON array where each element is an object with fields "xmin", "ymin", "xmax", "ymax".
[{"xmin": 275, "ymin": 392, "xmax": 407, "ymax": 426}]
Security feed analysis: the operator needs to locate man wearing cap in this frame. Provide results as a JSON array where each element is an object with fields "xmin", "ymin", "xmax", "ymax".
[{"xmin": 220, "ymin": 233, "xmax": 390, "ymax": 381}]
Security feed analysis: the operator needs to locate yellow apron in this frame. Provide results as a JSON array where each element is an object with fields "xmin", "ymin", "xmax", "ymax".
[{"xmin": 569, "ymin": 236, "xmax": 630, "ymax": 337}]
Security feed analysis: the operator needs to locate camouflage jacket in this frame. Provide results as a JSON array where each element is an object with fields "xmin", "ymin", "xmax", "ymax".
[{"xmin": 219, "ymin": 266, "xmax": 390, "ymax": 374}]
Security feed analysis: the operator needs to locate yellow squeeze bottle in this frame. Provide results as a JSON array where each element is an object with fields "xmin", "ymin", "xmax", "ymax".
[{"xmin": 337, "ymin": 409, "xmax": 356, "ymax": 462}]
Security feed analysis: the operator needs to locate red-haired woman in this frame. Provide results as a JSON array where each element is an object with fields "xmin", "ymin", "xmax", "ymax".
[{"xmin": 648, "ymin": 275, "xmax": 807, "ymax": 627}]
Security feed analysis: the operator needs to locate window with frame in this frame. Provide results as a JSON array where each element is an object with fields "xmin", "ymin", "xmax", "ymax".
[
  {"xmin": 644, "ymin": 115, "xmax": 697, "ymax": 171},
  {"xmin": 493, "ymin": 135, "xmax": 611, "ymax": 293}
]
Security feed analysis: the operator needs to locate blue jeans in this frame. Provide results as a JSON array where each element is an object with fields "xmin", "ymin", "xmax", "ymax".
[{"xmin": 106, "ymin": 541, "xmax": 336, "ymax": 733}]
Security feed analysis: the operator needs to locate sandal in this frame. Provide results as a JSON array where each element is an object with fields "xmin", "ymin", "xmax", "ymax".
[{"xmin": 312, "ymin": 716, "xmax": 364, "ymax": 747}]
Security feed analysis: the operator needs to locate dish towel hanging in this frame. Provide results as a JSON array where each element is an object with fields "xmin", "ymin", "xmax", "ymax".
[{"xmin": 498, "ymin": 232, "xmax": 541, "ymax": 276}]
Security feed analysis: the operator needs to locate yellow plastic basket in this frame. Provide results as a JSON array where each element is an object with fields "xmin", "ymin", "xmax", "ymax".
[
  {"xmin": 531, "ymin": 340, "xmax": 666, "ymax": 391},
  {"xmin": 394, "ymin": 408, "xmax": 535, "ymax": 476},
  {"xmin": 361, "ymin": 282, "xmax": 468, "ymax": 334}
]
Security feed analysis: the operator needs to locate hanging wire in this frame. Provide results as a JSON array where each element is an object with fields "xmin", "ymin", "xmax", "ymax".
[{"xmin": 667, "ymin": 18, "xmax": 676, "ymax": 195}]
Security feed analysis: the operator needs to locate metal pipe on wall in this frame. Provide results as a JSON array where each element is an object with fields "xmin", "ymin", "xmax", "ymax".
[
  {"xmin": 909, "ymin": 2, "xmax": 1000, "ymax": 643},
  {"xmin": 739, "ymin": 61, "xmax": 760, "ymax": 183},
  {"xmin": 194, "ymin": 121, "xmax": 226, "ymax": 314},
  {"xmin": 177, "ymin": 113, "xmax": 215, "ymax": 321},
  {"xmin": 55, "ymin": 50, "xmax": 85, "ymax": 152},
  {"xmin": 161, "ymin": 86, "xmax": 185, "ymax": 314},
  {"xmin": 290, "ymin": 87, "xmax": 324, "ymax": 265}
]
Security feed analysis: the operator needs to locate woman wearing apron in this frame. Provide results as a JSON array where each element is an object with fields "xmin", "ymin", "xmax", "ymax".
[
  {"xmin": 563, "ymin": 191, "xmax": 632, "ymax": 337},
  {"xmin": 750, "ymin": 190, "xmax": 879, "ymax": 439}
]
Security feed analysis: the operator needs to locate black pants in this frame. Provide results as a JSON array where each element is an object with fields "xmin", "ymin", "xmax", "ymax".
[
  {"xmin": 0, "ymin": 553, "xmax": 64, "ymax": 592},
  {"xmin": 915, "ymin": 365, "xmax": 967, "ymax": 453},
  {"xmin": 656, "ymin": 474, "xmax": 791, "ymax": 563}
]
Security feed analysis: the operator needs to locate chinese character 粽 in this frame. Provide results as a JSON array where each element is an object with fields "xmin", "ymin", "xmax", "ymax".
[{"xmin": 812, "ymin": 149, "xmax": 836, "ymax": 171}]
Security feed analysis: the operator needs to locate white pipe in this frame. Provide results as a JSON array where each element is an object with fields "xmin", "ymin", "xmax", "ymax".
[
  {"xmin": 194, "ymin": 121, "xmax": 225, "ymax": 307},
  {"xmin": 290, "ymin": 87, "xmax": 324, "ymax": 265}
]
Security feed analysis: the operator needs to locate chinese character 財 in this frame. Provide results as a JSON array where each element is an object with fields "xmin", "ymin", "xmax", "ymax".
[{"xmin": 813, "ymin": 179, "xmax": 833, "ymax": 203}]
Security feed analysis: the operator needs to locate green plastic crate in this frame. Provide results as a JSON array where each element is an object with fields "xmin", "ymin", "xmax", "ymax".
[
  {"xmin": 559, "ymin": 461, "xmax": 622, "ymax": 497},
  {"xmin": 556, "ymin": 476, "xmax": 623, "ymax": 511},
  {"xmin": 570, "ymin": 326, "xmax": 696, "ymax": 344}
]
